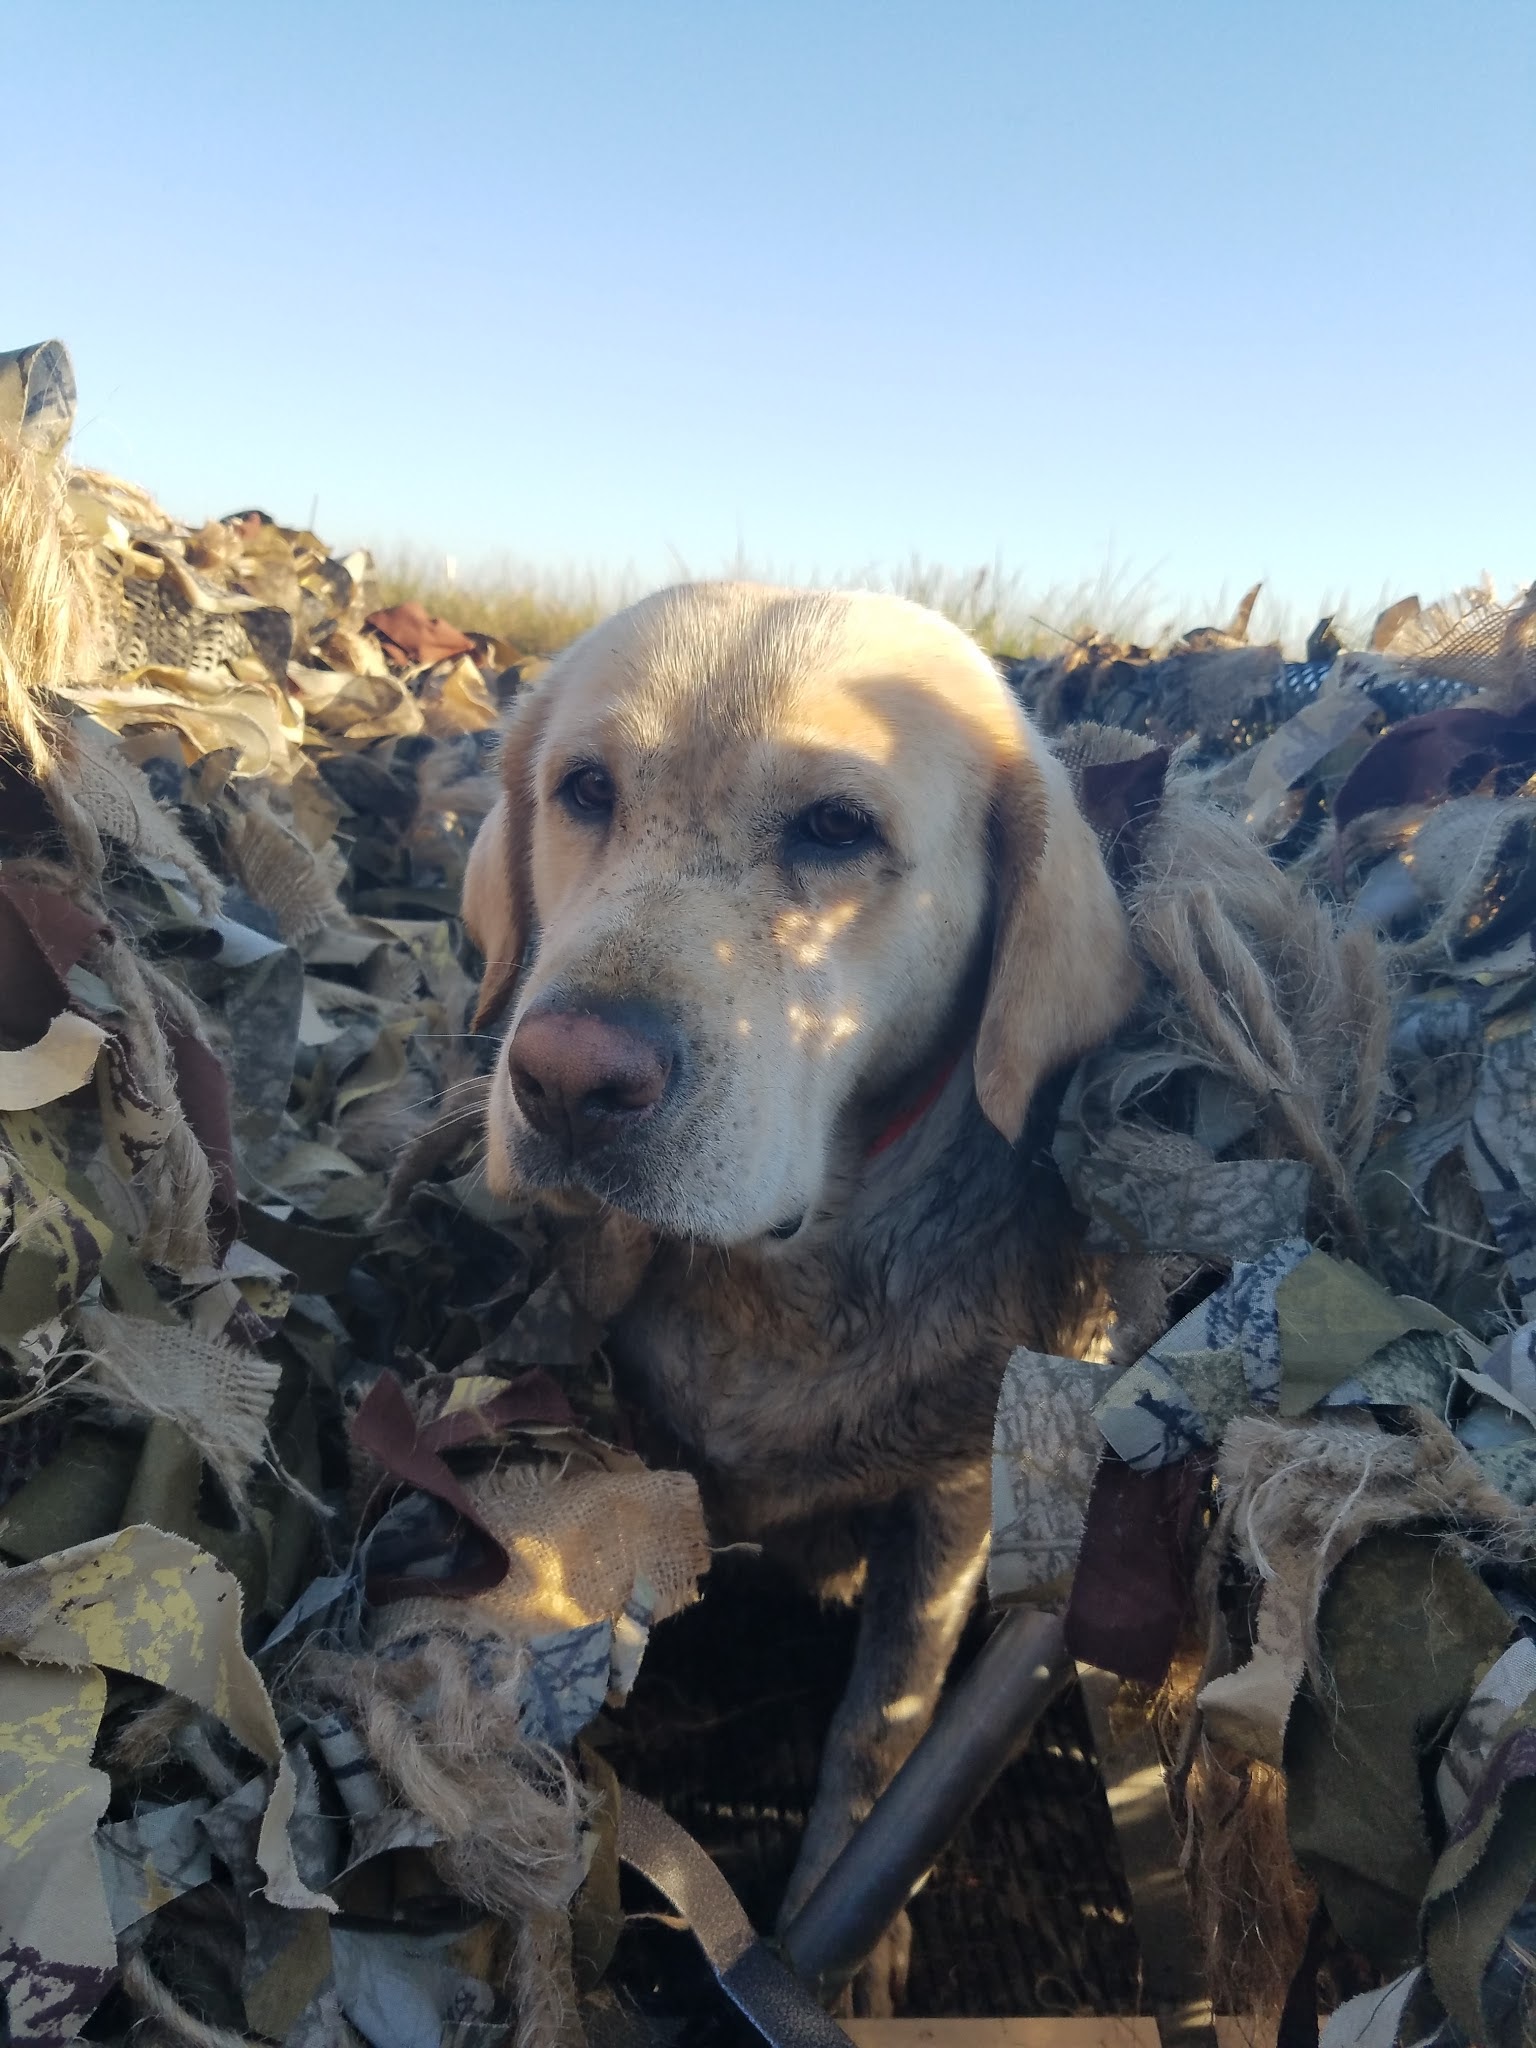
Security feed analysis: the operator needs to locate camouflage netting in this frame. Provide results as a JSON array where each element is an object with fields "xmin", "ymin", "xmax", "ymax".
[
  {"xmin": 0, "ymin": 343, "xmax": 702, "ymax": 2048},
  {"xmin": 994, "ymin": 595, "xmax": 1536, "ymax": 2046},
  {"xmin": 2, "ymin": 337, "xmax": 1535, "ymax": 2048}
]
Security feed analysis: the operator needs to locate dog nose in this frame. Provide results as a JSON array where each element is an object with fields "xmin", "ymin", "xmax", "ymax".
[{"xmin": 508, "ymin": 1001, "xmax": 679, "ymax": 1153}]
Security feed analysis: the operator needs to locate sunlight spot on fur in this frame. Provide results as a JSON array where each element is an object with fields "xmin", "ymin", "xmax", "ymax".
[
  {"xmin": 735, "ymin": 1018, "xmax": 752, "ymax": 1037},
  {"xmin": 772, "ymin": 899, "xmax": 861, "ymax": 966},
  {"xmin": 785, "ymin": 1002, "xmax": 860, "ymax": 1052},
  {"xmin": 782, "ymin": 703, "xmax": 894, "ymax": 765},
  {"xmin": 920, "ymin": 1580, "xmax": 976, "ymax": 1625},
  {"xmin": 884, "ymin": 1692, "xmax": 928, "ymax": 1726},
  {"xmin": 714, "ymin": 939, "xmax": 734, "ymax": 963},
  {"xmin": 775, "ymin": 912, "xmax": 816, "ymax": 962}
]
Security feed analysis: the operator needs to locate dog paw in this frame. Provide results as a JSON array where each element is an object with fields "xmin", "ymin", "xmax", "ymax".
[{"xmin": 827, "ymin": 1909, "xmax": 912, "ymax": 2019}]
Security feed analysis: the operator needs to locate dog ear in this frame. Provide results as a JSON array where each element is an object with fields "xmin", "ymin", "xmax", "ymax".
[
  {"xmin": 463, "ymin": 683, "xmax": 551, "ymax": 1031},
  {"xmin": 974, "ymin": 730, "xmax": 1141, "ymax": 1143}
]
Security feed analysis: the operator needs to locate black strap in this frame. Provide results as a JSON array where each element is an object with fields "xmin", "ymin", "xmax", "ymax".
[{"xmin": 1276, "ymin": 1905, "xmax": 1331, "ymax": 2048}]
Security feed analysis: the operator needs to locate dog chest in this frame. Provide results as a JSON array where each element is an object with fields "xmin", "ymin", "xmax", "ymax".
[{"xmin": 607, "ymin": 1235, "xmax": 1058, "ymax": 1538}]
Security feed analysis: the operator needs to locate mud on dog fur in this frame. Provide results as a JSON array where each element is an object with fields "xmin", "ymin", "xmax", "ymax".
[{"xmin": 463, "ymin": 582, "xmax": 1142, "ymax": 2012}]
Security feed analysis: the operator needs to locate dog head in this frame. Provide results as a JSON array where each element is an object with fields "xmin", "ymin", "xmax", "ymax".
[{"xmin": 464, "ymin": 583, "xmax": 1138, "ymax": 1245}]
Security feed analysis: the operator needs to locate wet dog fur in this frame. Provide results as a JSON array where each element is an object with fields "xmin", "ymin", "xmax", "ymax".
[{"xmin": 463, "ymin": 583, "xmax": 1141, "ymax": 2011}]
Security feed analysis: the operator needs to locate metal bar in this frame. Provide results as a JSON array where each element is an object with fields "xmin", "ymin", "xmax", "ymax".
[{"xmin": 780, "ymin": 1606, "xmax": 1074, "ymax": 1998}]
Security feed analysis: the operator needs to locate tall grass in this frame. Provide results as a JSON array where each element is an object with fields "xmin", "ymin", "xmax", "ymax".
[
  {"xmin": 371, "ymin": 547, "xmax": 1401, "ymax": 664},
  {"xmin": 370, "ymin": 552, "xmax": 624, "ymax": 657}
]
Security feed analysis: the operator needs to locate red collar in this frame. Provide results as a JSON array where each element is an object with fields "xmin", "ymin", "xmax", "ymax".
[{"xmin": 864, "ymin": 1054, "xmax": 962, "ymax": 1159}]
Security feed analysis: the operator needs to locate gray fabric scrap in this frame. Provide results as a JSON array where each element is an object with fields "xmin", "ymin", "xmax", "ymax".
[
  {"xmin": 95, "ymin": 1798, "xmax": 213, "ymax": 1933},
  {"xmin": 990, "ymin": 1349, "xmax": 1117, "ymax": 1602},
  {"xmin": 331, "ymin": 1927, "xmax": 501, "ymax": 2048}
]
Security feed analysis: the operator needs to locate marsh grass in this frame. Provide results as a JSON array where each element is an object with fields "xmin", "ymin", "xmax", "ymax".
[
  {"xmin": 370, "ymin": 552, "xmax": 623, "ymax": 656},
  {"xmin": 372, "ymin": 546, "xmax": 1397, "ymax": 664}
]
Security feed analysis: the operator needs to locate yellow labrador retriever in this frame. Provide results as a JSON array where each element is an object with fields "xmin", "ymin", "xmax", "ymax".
[{"xmin": 463, "ymin": 583, "xmax": 1140, "ymax": 2008}]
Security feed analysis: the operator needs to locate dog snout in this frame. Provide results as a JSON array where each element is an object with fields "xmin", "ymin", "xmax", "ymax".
[{"xmin": 508, "ymin": 999, "xmax": 680, "ymax": 1155}]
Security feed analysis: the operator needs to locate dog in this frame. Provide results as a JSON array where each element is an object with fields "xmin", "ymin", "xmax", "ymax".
[{"xmin": 462, "ymin": 582, "xmax": 1141, "ymax": 2011}]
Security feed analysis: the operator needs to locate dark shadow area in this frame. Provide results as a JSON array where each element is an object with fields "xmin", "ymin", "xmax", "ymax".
[{"xmin": 601, "ymin": 1553, "xmax": 1142, "ymax": 2021}]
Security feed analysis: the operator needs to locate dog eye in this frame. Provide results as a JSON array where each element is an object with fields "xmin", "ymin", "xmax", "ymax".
[
  {"xmin": 794, "ymin": 800, "xmax": 879, "ymax": 854},
  {"xmin": 558, "ymin": 764, "xmax": 615, "ymax": 817}
]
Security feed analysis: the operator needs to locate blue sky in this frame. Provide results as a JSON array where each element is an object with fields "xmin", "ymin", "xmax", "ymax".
[{"xmin": 10, "ymin": 0, "xmax": 1534, "ymax": 629}]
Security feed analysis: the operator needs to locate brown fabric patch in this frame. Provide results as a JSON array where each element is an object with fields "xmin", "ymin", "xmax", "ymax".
[
  {"xmin": 349, "ymin": 1370, "xmax": 513, "ymax": 1601},
  {"xmin": 1063, "ymin": 1451, "xmax": 1208, "ymax": 1684},
  {"xmin": 1333, "ymin": 696, "xmax": 1536, "ymax": 826},
  {"xmin": 1077, "ymin": 744, "xmax": 1171, "ymax": 882},
  {"xmin": 364, "ymin": 602, "xmax": 477, "ymax": 669},
  {"xmin": 0, "ymin": 883, "xmax": 110, "ymax": 1046},
  {"xmin": 160, "ymin": 1013, "xmax": 239, "ymax": 1259}
]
